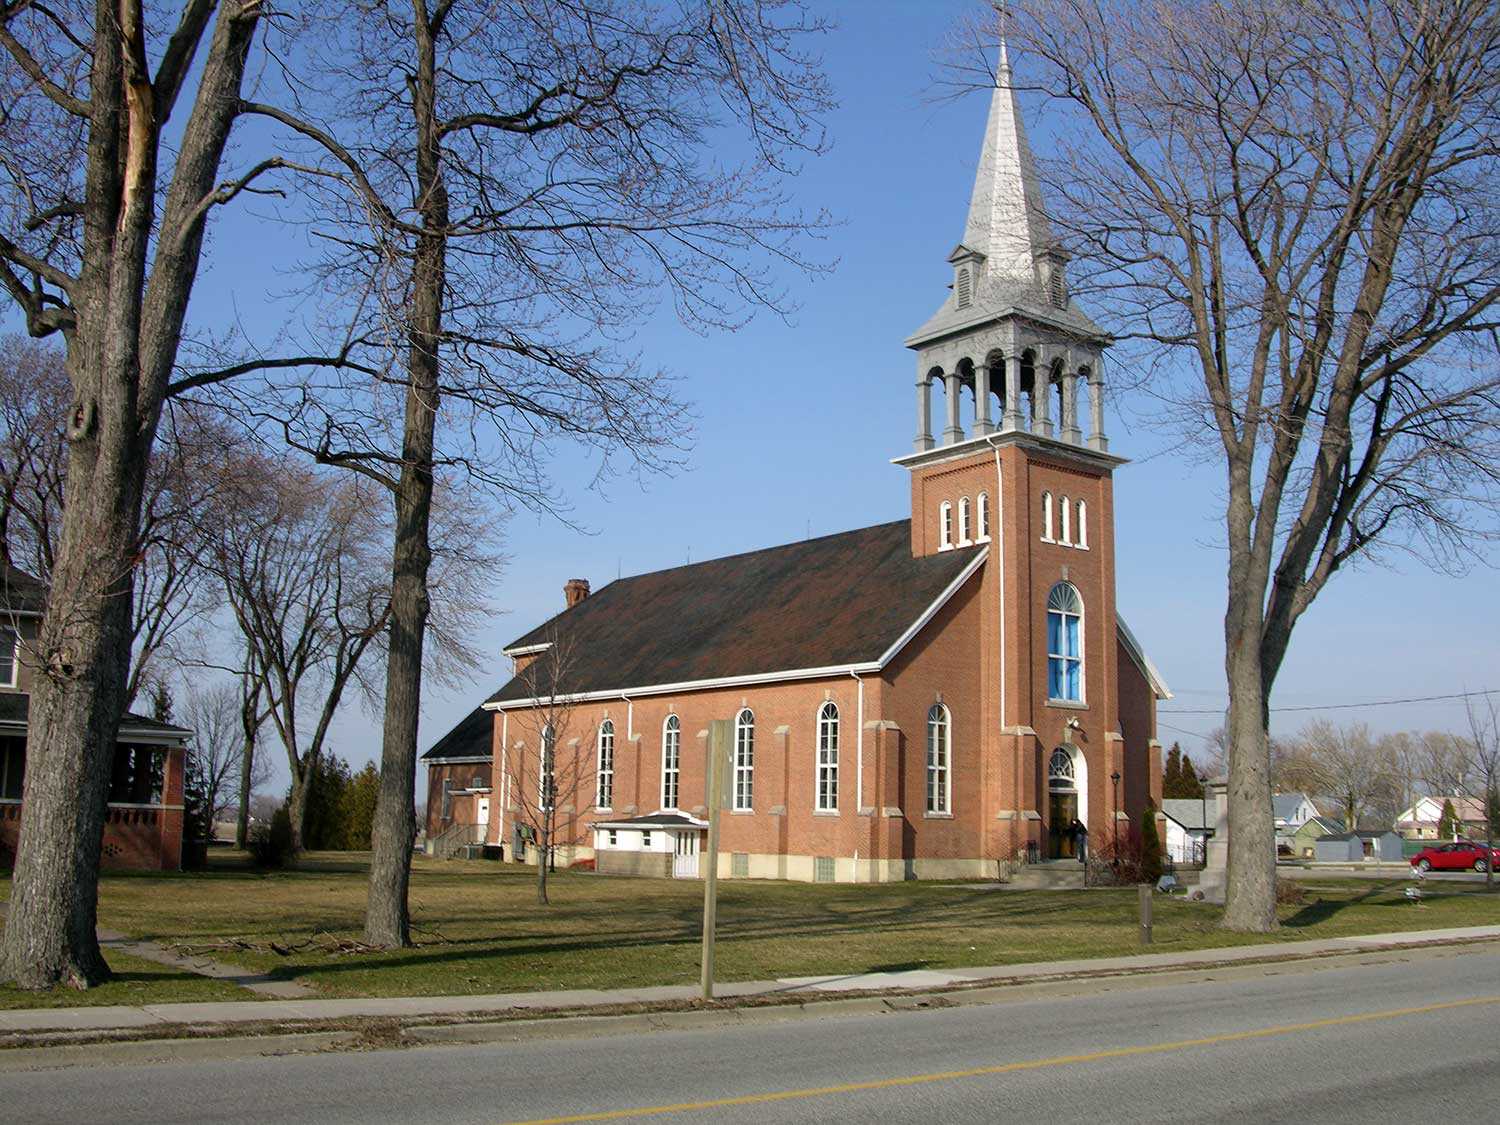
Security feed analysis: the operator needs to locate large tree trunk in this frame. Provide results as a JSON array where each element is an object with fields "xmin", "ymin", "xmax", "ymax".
[
  {"xmin": 1221, "ymin": 628, "xmax": 1277, "ymax": 932},
  {"xmin": 363, "ymin": 2, "xmax": 445, "ymax": 948},
  {"xmin": 0, "ymin": 0, "xmax": 261, "ymax": 989},
  {"xmin": 235, "ymin": 732, "xmax": 254, "ymax": 850},
  {"xmin": 0, "ymin": 374, "xmax": 148, "ymax": 987},
  {"xmin": 286, "ymin": 759, "xmax": 313, "ymax": 854}
]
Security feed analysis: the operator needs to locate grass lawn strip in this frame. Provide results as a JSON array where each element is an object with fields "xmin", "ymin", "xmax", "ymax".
[
  {"xmin": 0, "ymin": 948, "xmax": 262, "ymax": 1010},
  {"xmin": 3, "ymin": 852, "xmax": 1493, "ymax": 1007}
]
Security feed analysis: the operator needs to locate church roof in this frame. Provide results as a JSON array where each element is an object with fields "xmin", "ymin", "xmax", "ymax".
[
  {"xmin": 487, "ymin": 520, "xmax": 986, "ymax": 706},
  {"xmin": 420, "ymin": 705, "xmax": 493, "ymax": 762},
  {"xmin": 907, "ymin": 44, "xmax": 1107, "ymax": 347}
]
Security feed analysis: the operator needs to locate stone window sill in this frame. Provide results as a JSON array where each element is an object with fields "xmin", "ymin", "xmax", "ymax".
[
  {"xmin": 1046, "ymin": 699, "xmax": 1088, "ymax": 711},
  {"xmin": 923, "ymin": 811, "xmax": 954, "ymax": 820}
]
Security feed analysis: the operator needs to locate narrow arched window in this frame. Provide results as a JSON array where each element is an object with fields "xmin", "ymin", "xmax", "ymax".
[
  {"xmin": 734, "ymin": 708, "xmax": 755, "ymax": 811},
  {"xmin": 977, "ymin": 492, "xmax": 990, "ymax": 541},
  {"xmin": 661, "ymin": 714, "xmax": 681, "ymax": 810},
  {"xmin": 958, "ymin": 497, "xmax": 972, "ymax": 544},
  {"xmin": 1046, "ymin": 582, "xmax": 1084, "ymax": 702},
  {"xmin": 926, "ymin": 704, "xmax": 951, "ymax": 813},
  {"xmin": 1041, "ymin": 492, "xmax": 1054, "ymax": 542},
  {"xmin": 596, "ymin": 719, "xmax": 614, "ymax": 809},
  {"xmin": 1076, "ymin": 500, "xmax": 1088, "ymax": 549},
  {"xmin": 1060, "ymin": 495, "xmax": 1072, "ymax": 545},
  {"xmin": 816, "ymin": 702, "xmax": 839, "ymax": 811},
  {"xmin": 540, "ymin": 724, "xmax": 557, "ymax": 810},
  {"xmin": 957, "ymin": 267, "xmax": 972, "ymax": 308},
  {"xmin": 940, "ymin": 501, "xmax": 954, "ymax": 549}
]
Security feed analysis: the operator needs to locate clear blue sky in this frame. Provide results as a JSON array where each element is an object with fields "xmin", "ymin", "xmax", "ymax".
[{"xmin": 9, "ymin": 1, "xmax": 1497, "ymax": 796}]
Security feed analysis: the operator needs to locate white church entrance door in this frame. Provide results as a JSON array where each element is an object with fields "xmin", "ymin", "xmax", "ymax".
[
  {"xmin": 1047, "ymin": 747, "xmax": 1082, "ymax": 859},
  {"xmin": 672, "ymin": 831, "xmax": 700, "ymax": 879}
]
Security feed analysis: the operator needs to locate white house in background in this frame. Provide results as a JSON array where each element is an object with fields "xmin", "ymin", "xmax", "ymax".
[
  {"xmin": 1160, "ymin": 798, "xmax": 1214, "ymax": 865},
  {"xmin": 1272, "ymin": 792, "xmax": 1323, "ymax": 848},
  {"xmin": 1395, "ymin": 795, "xmax": 1489, "ymax": 841}
]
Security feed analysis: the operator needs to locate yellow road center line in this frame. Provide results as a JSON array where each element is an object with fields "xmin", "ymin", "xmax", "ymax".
[{"xmin": 503, "ymin": 994, "xmax": 1500, "ymax": 1124}]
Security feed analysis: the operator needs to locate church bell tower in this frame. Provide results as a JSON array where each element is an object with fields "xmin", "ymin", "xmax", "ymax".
[{"xmin": 891, "ymin": 41, "xmax": 1137, "ymax": 864}]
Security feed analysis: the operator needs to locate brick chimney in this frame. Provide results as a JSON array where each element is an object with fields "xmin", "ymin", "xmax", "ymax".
[{"xmin": 563, "ymin": 578, "xmax": 590, "ymax": 608}]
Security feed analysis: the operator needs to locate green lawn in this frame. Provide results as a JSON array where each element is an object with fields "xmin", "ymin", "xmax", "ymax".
[{"xmin": 2, "ymin": 854, "xmax": 1497, "ymax": 1007}]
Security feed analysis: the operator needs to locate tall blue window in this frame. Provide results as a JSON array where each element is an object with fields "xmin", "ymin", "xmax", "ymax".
[{"xmin": 1047, "ymin": 582, "xmax": 1084, "ymax": 702}]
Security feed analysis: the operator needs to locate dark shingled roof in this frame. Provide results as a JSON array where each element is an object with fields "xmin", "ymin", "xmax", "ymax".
[
  {"xmin": 488, "ymin": 520, "xmax": 984, "ymax": 704},
  {"xmin": 0, "ymin": 563, "xmax": 47, "ymax": 614},
  {"xmin": 0, "ymin": 692, "xmax": 191, "ymax": 739},
  {"xmin": 421, "ymin": 706, "xmax": 493, "ymax": 762}
]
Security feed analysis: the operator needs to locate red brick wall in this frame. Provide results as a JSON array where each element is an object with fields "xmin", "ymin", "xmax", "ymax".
[{"xmin": 424, "ymin": 761, "xmax": 493, "ymax": 837}]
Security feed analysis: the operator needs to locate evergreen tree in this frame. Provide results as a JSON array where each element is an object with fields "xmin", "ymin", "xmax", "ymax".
[
  {"xmin": 1163, "ymin": 743, "xmax": 1182, "ymax": 796},
  {"xmin": 1439, "ymin": 798, "xmax": 1460, "ymax": 841},
  {"xmin": 148, "ymin": 680, "xmax": 174, "ymax": 724},
  {"xmin": 298, "ymin": 751, "xmax": 355, "ymax": 851},
  {"xmin": 338, "ymin": 765, "xmax": 381, "ymax": 851},
  {"xmin": 1140, "ymin": 800, "xmax": 1164, "ymax": 884},
  {"xmin": 1179, "ymin": 756, "xmax": 1205, "ymax": 799}
]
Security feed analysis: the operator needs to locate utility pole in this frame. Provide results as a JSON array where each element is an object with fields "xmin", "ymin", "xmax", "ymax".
[{"xmin": 700, "ymin": 719, "xmax": 732, "ymax": 1000}]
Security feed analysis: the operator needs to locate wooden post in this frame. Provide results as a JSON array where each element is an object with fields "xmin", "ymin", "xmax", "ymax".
[
  {"xmin": 700, "ymin": 719, "xmax": 732, "ymax": 1000},
  {"xmin": 1138, "ymin": 882, "xmax": 1153, "ymax": 945}
]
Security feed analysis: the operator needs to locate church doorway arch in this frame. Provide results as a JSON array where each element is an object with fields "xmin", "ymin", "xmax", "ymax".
[{"xmin": 1047, "ymin": 744, "xmax": 1088, "ymax": 859}]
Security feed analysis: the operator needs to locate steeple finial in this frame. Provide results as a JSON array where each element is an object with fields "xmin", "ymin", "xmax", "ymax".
[{"xmin": 996, "ymin": 2, "xmax": 1011, "ymax": 84}]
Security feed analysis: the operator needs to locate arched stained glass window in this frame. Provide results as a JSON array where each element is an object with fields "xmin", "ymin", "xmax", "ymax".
[
  {"xmin": 661, "ymin": 715, "xmax": 681, "ymax": 809},
  {"xmin": 926, "ymin": 704, "xmax": 951, "ymax": 814},
  {"xmin": 734, "ymin": 709, "xmax": 755, "ymax": 811},
  {"xmin": 816, "ymin": 702, "xmax": 839, "ymax": 812},
  {"xmin": 1046, "ymin": 583, "xmax": 1084, "ymax": 702},
  {"xmin": 596, "ymin": 720, "xmax": 614, "ymax": 809}
]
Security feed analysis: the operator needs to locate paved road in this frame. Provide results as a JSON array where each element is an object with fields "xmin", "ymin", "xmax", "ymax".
[{"xmin": 6, "ymin": 944, "xmax": 1499, "ymax": 1124}]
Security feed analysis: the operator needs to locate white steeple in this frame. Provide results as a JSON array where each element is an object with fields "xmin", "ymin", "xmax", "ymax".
[
  {"xmin": 960, "ymin": 37, "xmax": 1053, "ymax": 287},
  {"xmin": 902, "ymin": 34, "xmax": 1112, "ymax": 460}
]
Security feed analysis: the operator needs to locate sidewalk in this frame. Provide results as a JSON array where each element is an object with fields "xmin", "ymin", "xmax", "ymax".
[{"xmin": 4, "ymin": 923, "xmax": 1498, "ymax": 1037}]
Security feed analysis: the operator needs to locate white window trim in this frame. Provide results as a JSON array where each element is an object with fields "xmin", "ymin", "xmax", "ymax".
[
  {"xmin": 661, "ymin": 714, "xmax": 681, "ymax": 810},
  {"xmin": 1059, "ymin": 495, "xmax": 1072, "ymax": 546},
  {"xmin": 958, "ymin": 497, "xmax": 972, "ymax": 546},
  {"xmin": 1046, "ymin": 583, "xmax": 1086, "ymax": 705},
  {"xmin": 926, "ymin": 703, "xmax": 952, "ymax": 815},
  {"xmin": 1041, "ymin": 492, "xmax": 1054, "ymax": 542},
  {"xmin": 1076, "ymin": 500, "xmax": 1088, "ymax": 550},
  {"xmin": 734, "ymin": 709, "xmax": 755, "ymax": 811},
  {"xmin": 815, "ymin": 702, "xmax": 839, "ymax": 812},
  {"xmin": 0, "ymin": 628, "xmax": 17, "ymax": 689},
  {"xmin": 939, "ymin": 501, "xmax": 954, "ymax": 550},
  {"xmin": 977, "ymin": 491, "xmax": 990, "ymax": 542},
  {"xmin": 595, "ymin": 720, "xmax": 614, "ymax": 810}
]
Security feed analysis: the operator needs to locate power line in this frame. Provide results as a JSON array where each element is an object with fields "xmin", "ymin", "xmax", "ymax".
[{"xmin": 1160, "ymin": 687, "xmax": 1500, "ymax": 716}]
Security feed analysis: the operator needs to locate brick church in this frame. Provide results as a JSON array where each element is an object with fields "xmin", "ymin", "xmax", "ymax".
[{"xmin": 422, "ymin": 46, "xmax": 1170, "ymax": 882}]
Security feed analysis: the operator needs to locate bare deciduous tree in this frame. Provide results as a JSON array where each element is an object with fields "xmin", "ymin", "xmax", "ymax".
[
  {"xmin": 506, "ymin": 632, "xmax": 589, "ymax": 907},
  {"xmin": 182, "ymin": 680, "xmax": 268, "ymax": 826},
  {"xmin": 0, "ymin": 0, "xmax": 275, "ymax": 986},
  {"xmin": 232, "ymin": 0, "xmax": 835, "ymax": 946},
  {"xmin": 1461, "ymin": 698, "xmax": 1499, "ymax": 890},
  {"xmin": 968, "ymin": 1, "xmax": 1500, "ymax": 930},
  {"xmin": 1276, "ymin": 719, "xmax": 1400, "ymax": 830},
  {"xmin": 0, "ymin": 337, "xmax": 222, "ymax": 707},
  {"xmin": 207, "ymin": 462, "xmax": 393, "ymax": 851}
]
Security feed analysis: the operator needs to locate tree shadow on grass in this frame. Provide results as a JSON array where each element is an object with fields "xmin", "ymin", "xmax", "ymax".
[{"xmin": 1280, "ymin": 881, "xmax": 1404, "ymax": 929}]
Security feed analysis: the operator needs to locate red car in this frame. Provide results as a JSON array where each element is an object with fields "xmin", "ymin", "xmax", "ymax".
[{"xmin": 1410, "ymin": 841, "xmax": 1500, "ymax": 873}]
